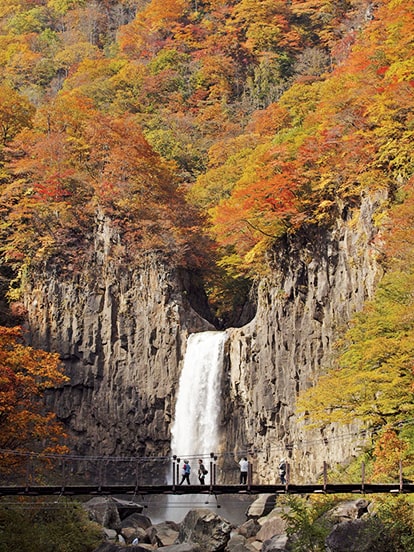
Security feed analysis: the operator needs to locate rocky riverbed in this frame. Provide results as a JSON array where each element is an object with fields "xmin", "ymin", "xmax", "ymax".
[{"xmin": 85, "ymin": 493, "xmax": 382, "ymax": 551}]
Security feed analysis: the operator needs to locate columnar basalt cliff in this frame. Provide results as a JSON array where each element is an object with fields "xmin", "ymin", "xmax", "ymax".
[
  {"xmin": 23, "ymin": 194, "xmax": 385, "ymax": 480},
  {"xmin": 24, "ymin": 215, "xmax": 213, "ymax": 463},
  {"xmin": 222, "ymin": 193, "xmax": 385, "ymax": 482}
]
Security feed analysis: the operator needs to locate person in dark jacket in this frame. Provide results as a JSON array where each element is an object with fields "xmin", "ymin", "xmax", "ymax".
[
  {"xmin": 198, "ymin": 459, "xmax": 208, "ymax": 485},
  {"xmin": 279, "ymin": 458, "xmax": 286, "ymax": 484}
]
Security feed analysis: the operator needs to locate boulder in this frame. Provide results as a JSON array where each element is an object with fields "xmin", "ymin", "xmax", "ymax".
[
  {"xmin": 92, "ymin": 543, "xmax": 151, "ymax": 552},
  {"xmin": 225, "ymin": 533, "xmax": 257, "ymax": 551},
  {"xmin": 225, "ymin": 534, "xmax": 247, "ymax": 551},
  {"xmin": 147, "ymin": 521, "xmax": 180, "ymax": 547},
  {"xmin": 246, "ymin": 495, "xmax": 276, "ymax": 519},
  {"xmin": 121, "ymin": 512, "xmax": 153, "ymax": 530},
  {"xmin": 158, "ymin": 544, "xmax": 201, "ymax": 551},
  {"xmin": 178, "ymin": 508, "xmax": 232, "ymax": 551},
  {"xmin": 261, "ymin": 534, "xmax": 289, "ymax": 552},
  {"xmin": 103, "ymin": 528, "xmax": 117, "ymax": 541},
  {"xmin": 245, "ymin": 541, "xmax": 262, "ymax": 551},
  {"xmin": 326, "ymin": 500, "xmax": 369, "ymax": 523},
  {"xmin": 326, "ymin": 519, "xmax": 377, "ymax": 552},
  {"xmin": 121, "ymin": 525, "xmax": 149, "ymax": 544},
  {"xmin": 236, "ymin": 519, "xmax": 261, "ymax": 539},
  {"xmin": 84, "ymin": 497, "xmax": 122, "ymax": 531},
  {"xmin": 112, "ymin": 497, "xmax": 143, "ymax": 520},
  {"xmin": 256, "ymin": 512, "xmax": 287, "ymax": 542}
]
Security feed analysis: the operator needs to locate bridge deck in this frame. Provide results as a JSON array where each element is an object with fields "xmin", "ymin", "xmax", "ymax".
[{"xmin": 1, "ymin": 483, "xmax": 413, "ymax": 496}]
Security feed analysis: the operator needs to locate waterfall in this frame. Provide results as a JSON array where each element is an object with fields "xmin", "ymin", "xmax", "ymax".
[
  {"xmin": 171, "ymin": 331, "xmax": 227, "ymax": 461},
  {"xmin": 149, "ymin": 330, "xmax": 254, "ymax": 523}
]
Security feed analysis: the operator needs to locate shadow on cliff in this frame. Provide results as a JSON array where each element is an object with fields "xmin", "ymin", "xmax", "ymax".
[{"xmin": 178, "ymin": 268, "xmax": 257, "ymax": 329}]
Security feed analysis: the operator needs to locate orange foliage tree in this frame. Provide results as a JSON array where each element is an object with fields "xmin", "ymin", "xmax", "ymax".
[
  {"xmin": 0, "ymin": 326, "xmax": 68, "ymax": 473},
  {"xmin": 1, "ymin": 91, "xmax": 209, "ymax": 273},
  {"xmin": 372, "ymin": 427, "xmax": 408, "ymax": 482}
]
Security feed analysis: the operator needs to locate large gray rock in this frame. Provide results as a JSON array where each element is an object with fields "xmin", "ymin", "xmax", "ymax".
[
  {"xmin": 92, "ymin": 543, "xmax": 150, "ymax": 552},
  {"xmin": 121, "ymin": 525, "xmax": 149, "ymax": 544},
  {"xmin": 178, "ymin": 508, "xmax": 232, "ymax": 551},
  {"xmin": 158, "ymin": 545, "xmax": 201, "ymax": 551},
  {"xmin": 326, "ymin": 499, "xmax": 370, "ymax": 522},
  {"xmin": 147, "ymin": 521, "xmax": 180, "ymax": 547},
  {"xmin": 121, "ymin": 512, "xmax": 154, "ymax": 531},
  {"xmin": 112, "ymin": 497, "xmax": 143, "ymax": 520},
  {"xmin": 225, "ymin": 534, "xmax": 257, "ymax": 551},
  {"xmin": 261, "ymin": 534, "xmax": 289, "ymax": 552},
  {"xmin": 83, "ymin": 497, "xmax": 122, "ymax": 531},
  {"xmin": 236, "ymin": 518, "xmax": 261, "ymax": 539},
  {"xmin": 326, "ymin": 519, "xmax": 377, "ymax": 552},
  {"xmin": 25, "ymin": 219, "xmax": 213, "ymax": 468},
  {"xmin": 246, "ymin": 495, "xmax": 276, "ymax": 519},
  {"xmin": 256, "ymin": 516, "xmax": 286, "ymax": 542}
]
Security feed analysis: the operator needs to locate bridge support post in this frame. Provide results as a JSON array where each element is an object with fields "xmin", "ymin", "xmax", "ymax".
[
  {"xmin": 172, "ymin": 455, "xmax": 176, "ymax": 490},
  {"xmin": 25, "ymin": 454, "xmax": 33, "ymax": 491},
  {"xmin": 285, "ymin": 462, "xmax": 289, "ymax": 491},
  {"xmin": 247, "ymin": 460, "xmax": 252, "ymax": 491},
  {"xmin": 176, "ymin": 457, "xmax": 180, "ymax": 488},
  {"xmin": 399, "ymin": 460, "xmax": 403, "ymax": 492},
  {"xmin": 361, "ymin": 462, "xmax": 365, "ymax": 493},
  {"xmin": 209, "ymin": 453, "xmax": 214, "ymax": 491},
  {"xmin": 97, "ymin": 459, "xmax": 103, "ymax": 492},
  {"xmin": 323, "ymin": 461, "xmax": 328, "ymax": 492},
  {"xmin": 134, "ymin": 459, "xmax": 140, "ymax": 494},
  {"xmin": 61, "ymin": 459, "xmax": 66, "ymax": 493}
]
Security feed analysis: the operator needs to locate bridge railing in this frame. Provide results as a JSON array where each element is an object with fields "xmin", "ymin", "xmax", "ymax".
[
  {"xmin": 0, "ymin": 451, "xmax": 411, "ymax": 490},
  {"xmin": 0, "ymin": 452, "xmax": 170, "ymax": 488}
]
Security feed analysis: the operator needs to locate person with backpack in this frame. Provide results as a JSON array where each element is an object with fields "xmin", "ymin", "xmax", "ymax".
[
  {"xmin": 179, "ymin": 459, "xmax": 191, "ymax": 485},
  {"xmin": 198, "ymin": 459, "xmax": 208, "ymax": 485}
]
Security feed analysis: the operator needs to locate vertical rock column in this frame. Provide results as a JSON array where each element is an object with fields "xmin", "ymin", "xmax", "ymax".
[{"xmin": 223, "ymin": 193, "xmax": 386, "ymax": 483}]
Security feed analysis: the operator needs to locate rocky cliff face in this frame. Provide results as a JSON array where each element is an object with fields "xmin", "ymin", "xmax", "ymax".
[
  {"xmin": 23, "ymin": 194, "xmax": 385, "ymax": 482},
  {"xmin": 222, "ymin": 193, "xmax": 386, "ymax": 482},
  {"xmin": 24, "ymin": 215, "xmax": 213, "ymax": 468}
]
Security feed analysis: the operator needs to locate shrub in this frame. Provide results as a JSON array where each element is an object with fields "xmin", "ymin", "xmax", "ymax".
[{"xmin": 0, "ymin": 498, "xmax": 103, "ymax": 552}]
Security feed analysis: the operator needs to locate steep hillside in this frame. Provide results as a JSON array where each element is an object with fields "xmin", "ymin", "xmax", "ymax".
[{"xmin": 0, "ymin": 0, "xmax": 413, "ymax": 477}]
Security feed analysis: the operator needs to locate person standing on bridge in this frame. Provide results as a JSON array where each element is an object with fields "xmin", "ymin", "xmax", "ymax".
[
  {"xmin": 239, "ymin": 457, "xmax": 249, "ymax": 484},
  {"xmin": 198, "ymin": 459, "xmax": 208, "ymax": 485},
  {"xmin": 179, "ymin": 459, "xmax": 191, "ymax": 485},
  {"xmin": 279, "ymin": 458, "xmax": 287, "ymax": 484}
]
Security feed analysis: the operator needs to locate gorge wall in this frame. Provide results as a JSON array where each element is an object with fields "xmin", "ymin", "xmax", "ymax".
[
  {"xmin": 223, "ymin": 193, "xmax": 385, "ymax": 482},
  {"xmin": 24, "ymin": 215, "xmax": 214, "ymax": 464},
  {"xmin": 23, "ymin": 194, "xmax": 386, "ymax": 482}
]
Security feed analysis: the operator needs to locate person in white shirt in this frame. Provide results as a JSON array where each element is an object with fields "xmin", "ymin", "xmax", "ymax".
[{"xmin": 239, "ymin": 457, "xmax": 249, "ymax": 484}]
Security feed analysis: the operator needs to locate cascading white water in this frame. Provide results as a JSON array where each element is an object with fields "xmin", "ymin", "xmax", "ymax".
[
  {"xmin": 148, "ymin": 330, "xmax": 254, "ymax": 523},
  {"xmin": 171, "ymin": 331, "xmax": 227, "ymax": 461}
]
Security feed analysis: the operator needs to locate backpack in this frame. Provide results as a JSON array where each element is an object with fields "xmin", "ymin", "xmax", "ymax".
[{"xmin": 202, "ymin": 465, "xmax": 208, "ymax": 475}]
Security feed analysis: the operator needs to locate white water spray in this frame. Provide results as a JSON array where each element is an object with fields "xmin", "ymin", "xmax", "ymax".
[{"xmin": 171, "ymin": 331, "xmax": 227, "ymax": 460}]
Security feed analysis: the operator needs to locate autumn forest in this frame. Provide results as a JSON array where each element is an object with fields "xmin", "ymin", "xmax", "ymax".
[{"xmin": 0, "ymin": 0, "xmax": 413, "ymax": 484}]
